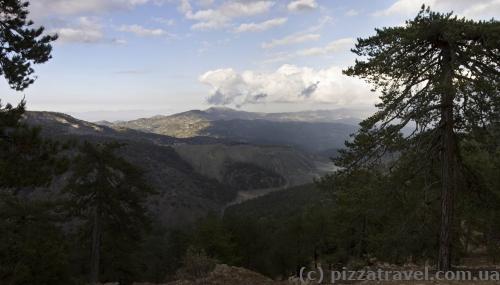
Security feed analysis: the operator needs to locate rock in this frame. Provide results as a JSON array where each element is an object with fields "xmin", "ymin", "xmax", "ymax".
[{"xmin": 166, "ymin": 264, "xmax": 285, "ymax": 285}]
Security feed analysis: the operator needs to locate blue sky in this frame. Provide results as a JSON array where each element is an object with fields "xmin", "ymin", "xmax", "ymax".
[{"xmin": 0, "ymin": 0, "xmax": 498, "ymax": 121}]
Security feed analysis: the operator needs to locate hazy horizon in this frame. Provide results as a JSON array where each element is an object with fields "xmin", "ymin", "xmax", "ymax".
[{"xmin": 61, "ymin": 102, "xmax": 376, "ymax": 122}]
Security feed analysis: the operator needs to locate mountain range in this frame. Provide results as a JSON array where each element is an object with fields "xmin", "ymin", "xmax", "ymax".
[
  {"xmin": 100, "ymin": 107, "xmax": 360, "ymax": 154},
  {"xmin": 25, "ymin": 107, "xmax": 360, "ymax": 228}
]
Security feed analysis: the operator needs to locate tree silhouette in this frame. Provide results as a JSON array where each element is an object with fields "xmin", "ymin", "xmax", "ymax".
[
  {"xmin": 64, "ymin": 141, "xmax": 154, "ymax": 284},
  {"xmin": 0, "ymin": 4, "xmax": 67, "ymax": 282},
  {"xmin": 341, "ymin": 6, "xmax": 499, "ymax": 270},
  {"xmin": 0, "ymin": 0, "xmax": 60, "ymax": 187},
  {"xmin": 0, "ymin": 0, "xmax": 57, "ymax": 91}
]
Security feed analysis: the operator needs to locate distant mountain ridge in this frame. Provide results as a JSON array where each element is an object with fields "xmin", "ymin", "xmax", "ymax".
[
  {"xmin": 101, "ymin": 106, "xmax": 364, "ymax": 126},
  {"xmin": 23, "ymin": 111, "xmax": 336, "ymax": 228},
  {"xmin": 103, "ymin": 107, "xmax": 361, "ymax": 153}
]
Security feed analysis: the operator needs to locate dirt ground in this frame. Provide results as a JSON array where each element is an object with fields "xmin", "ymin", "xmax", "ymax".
[{"xmin": 129, "ymin": 263, "xmax": 500, "ymax": 285}]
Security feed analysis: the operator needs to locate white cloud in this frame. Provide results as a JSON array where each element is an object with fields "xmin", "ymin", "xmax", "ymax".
[
  {"xmin": 261, "ymin": 38, "xmax": 354, "ymax": 64},
  {"xmin": 260, "ymin": 15, "xmax": 333, "ymax": 49},
  {"xmin": 29, "ymin": 0, "xmax": 165, "ymax": 44},
  {"xmin": 30, "ymin": 0, "xmax": 150, "ymax": 18},
  {"xmin": 373, "ymin": 0, "xmax": 428, "ymax": 17},
  {"xmin": 118, "ymin": 25, "xmax": 167, "ymax": 36},
  {"xmin": 197, "ymin": 0, "xmax": 214, "ymax": 6},
  {"xmin": 234, "ymin": 17, "xmax": 287, "ymax": 33},
  {"xmin": 178, "ymin": 0, "xmax": 193, "ymax": 13},
  {"xmin": 287, "ymin": 0, "xmax": 318, "ymax": 11},
  {"xmin": 182, "ymin": 0, "xmax": 275, "ymax": 30},
  {"xmin": 199, "ymin": 64, "xmax": 376, "ymax": 107},
  {"xmin": 54, "ymin": 17, "xmax": 104, "ymax": 43},
  {"xmin": 296, "ymin": 38, "xmax": 355, "ymax": 56},
  {"xmin": 373, "ymin": 0, "xmax": 500, "ymax": 19},
  {"xmin": 461, "ymin": 0, "xmax": 500, "ymax": 18},
  {"xmin": 262, "ymin": 33, "xmax": 320, "ymax": 49}
]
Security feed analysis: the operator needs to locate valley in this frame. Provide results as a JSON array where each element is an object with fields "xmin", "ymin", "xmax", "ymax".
[{"xmin": 24, "ymin": 108, "xmax": 355, "ymax": 228}]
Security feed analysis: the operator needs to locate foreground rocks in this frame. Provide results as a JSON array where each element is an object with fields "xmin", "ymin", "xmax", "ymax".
[
  {"xmin": 165, "ymin": 264, "xmax": 286, "ymax": 285},
  {"xmin": 122, "ymin": 263, "xmax": 500, "ymax": 285}
]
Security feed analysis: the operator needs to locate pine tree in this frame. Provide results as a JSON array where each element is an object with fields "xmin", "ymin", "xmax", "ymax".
[
  {"xmin": 0, "ymin": 3, "xmax": 68, "ymax": 284},
  {"xmin": 64, "ymin": 141, "xmax": 154, "ymax": 284},
  {"xmin": 0, "ymin": 101, "xmax": 67, "ymax": 190},
  {"xmin": 1, "ymin": 0, "xmax": 61, "ymax": 188},
  {"xmin": 341, "ymin": 6, "xmax": 499, "ymax": 270},
  {"xmin": 1, "ymin": 0, "xmax": 59, "ymax": 186},
  {"xmin": 0, "ymin": 0, "xmax": 57, "ymax": 91}
]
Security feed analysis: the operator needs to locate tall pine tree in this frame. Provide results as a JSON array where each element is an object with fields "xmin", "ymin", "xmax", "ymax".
[
  {"xmin": 341, "ymin": 6, "xmax": 499, "ymax": 270},
  {"xmin": 64, "ymin": 141, "xmax": 154, "ymax": 284}
]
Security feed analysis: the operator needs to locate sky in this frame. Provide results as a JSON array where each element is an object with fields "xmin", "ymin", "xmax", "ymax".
[{"xmin": 0, "ymin": 0, "xmax": 498, "ymax": 121}]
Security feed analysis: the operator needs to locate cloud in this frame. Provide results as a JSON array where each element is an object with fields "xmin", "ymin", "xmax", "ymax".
[
  {"xmin": 182, "ymin": 0, "xmax": 275, "ymax": 30},
  {"xmin": 287, "ymin": 0, "xmax": 318, "ymax": 11},
  {"xmin": 373, "ymin": 0, "xmax": 500, "ymax": 19},
  {"xmin": 296, "ymin": 38, "xmax": 355, "ymax": 56},
  {"xmin": 29, "ymin": 0, "xmax": 150, "ymax": 18},
  {"xmin": 373, "ymin": 0, "xmax": 427, "ymax": 17},
  {"xmin": 252, "ymin": 93, "xmax": 268, "ymax": 101},
  {"xmin": 234, "ymin": 17, "xmax": 287, "ymax": 33},
  {"xmin": 54, "ymin": 18, "xmax": 128, "ymax": 45},
  {"xmin": 197, "ymin": 0, "xmax": 214, "ymax": 6},
  {"xmin": 261, "ymin": 38, "xmax": 354, "ymax": 64},
  {"xmin": 259, "ymin": 16, "xmax": 332, "ymax": 49},
  {"xmin": 199, "ymin": 64, "xmax": 376, "ymax": 107},
  {"xmin": 306, "ymin": 15, "xmax": 333, "ymax": 33},
  {"xmin": 118, "ymin": 25, "xmax": 167, "ymax": 36},
  {"xmin": 54, "ymin": 17, "xmax": 104, "ymax": 43},
  {"xmin": 461, "ymin": 0, "xmax": 500, "ymax": 18},
  {"xmin": 300, "ymin": 81, "xmax": 319, "ymax": 97},
  {"xmin": 262, "ymin": 33, "xmax": 320, "ymax": 49},
  {"xmin": 178, "ymin": 0, "xmax": 193, "ymax": 13},
  {"xmin": 30, "ymin": 0, "xmax": 163, "ymax": 43}
]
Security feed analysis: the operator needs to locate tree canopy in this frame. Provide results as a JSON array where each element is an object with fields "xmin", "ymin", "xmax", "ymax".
[
  {"xmin": 342, "ymin": 6, "xmax": 499, "ymax": 168},
  {"xmin": 0, "ymin": 0, "xmax": 57, "ymax": 91}
]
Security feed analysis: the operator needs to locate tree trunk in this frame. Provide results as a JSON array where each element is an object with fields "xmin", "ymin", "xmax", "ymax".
[
  {"xmin": 90, "ymin": 206, "xmax": 101, "ymax": 284},
  {"xmin": 438, "ymin": 47, "xmax": 456, "ymax": 271}
]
